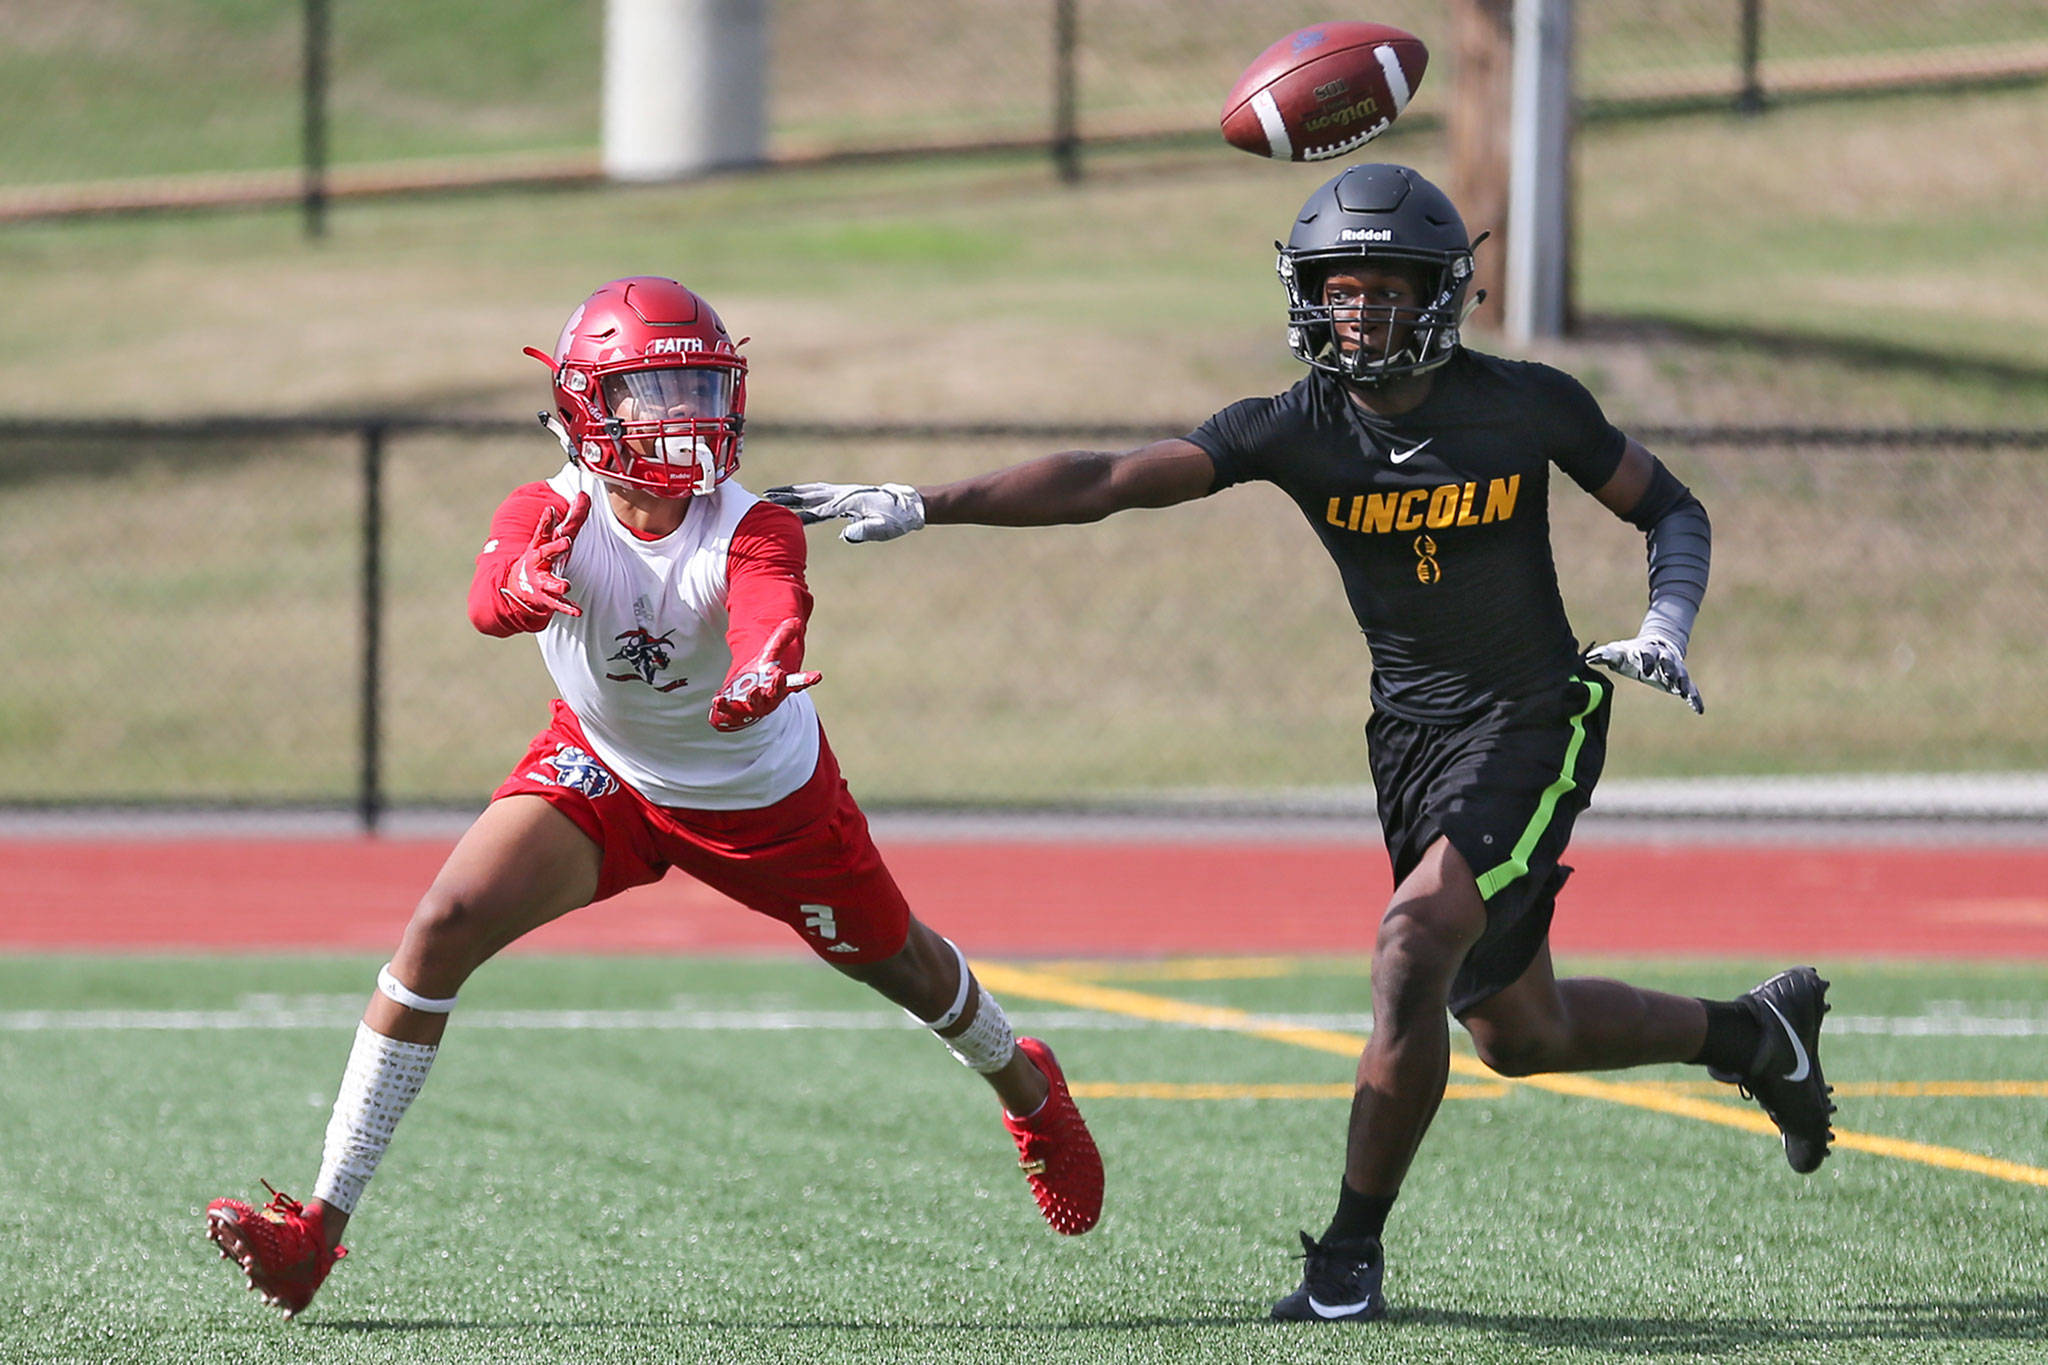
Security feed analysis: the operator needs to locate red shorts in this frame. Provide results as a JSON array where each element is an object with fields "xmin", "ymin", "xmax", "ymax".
[{"xmin": 492, "ymin": 700, "xmax": 911, "ymax": 963}]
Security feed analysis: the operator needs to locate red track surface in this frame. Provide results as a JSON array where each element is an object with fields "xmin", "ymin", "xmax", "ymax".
[{"xmin": 3, "ymin": 837, "xmax": 2044, "ymax": 957}]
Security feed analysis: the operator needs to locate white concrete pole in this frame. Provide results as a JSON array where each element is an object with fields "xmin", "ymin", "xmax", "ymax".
[
  {"xmin": 604, "ymin": 0, "xmax": 767, "ymax": 181},
  {"xmin": 1505, "ymin": 0, "xmax": 1574, "ymax": 341}
]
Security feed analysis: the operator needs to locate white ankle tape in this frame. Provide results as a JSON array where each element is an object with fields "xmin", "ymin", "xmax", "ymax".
[
  {"xmin": 377, "ymin": 963, "xmax": 458, "ymax": 1014},
  {"xmin": 926, "ymin": 939, "xmax": 974, "ymax": 1031},
  {"xmin": 943, "ymin": 990, "xmax": 1016, "ymax": 1075}
]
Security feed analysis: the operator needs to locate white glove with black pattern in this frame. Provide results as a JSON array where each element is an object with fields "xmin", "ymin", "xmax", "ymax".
[
  {"xmin": 1586, "ymin": 633, "xmax": 1705, "ymax": 714},
  {"xmin": 761, "ymin": 482, "xmax": 926, "ymax": 544}
]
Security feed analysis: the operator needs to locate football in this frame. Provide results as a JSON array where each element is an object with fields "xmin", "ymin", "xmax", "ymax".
[{"xmin": 1220, "ymin": 23, "xmax": 1429, "ymax": 163}]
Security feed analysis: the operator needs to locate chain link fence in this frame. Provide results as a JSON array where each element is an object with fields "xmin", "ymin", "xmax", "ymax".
[
  {"xmin": 6, "ymin": 419, "xmax": 2044, "ymax": 817},
  {"xmin": 2, "ymin": 2, "xmax": 2041, "ymax": 213},
  {"xmin": 3, "ymin": 3, "xmax": 2042, "ymax": 821},
  {"xmin": 1578, "ymin": 0, "xmax": 2048, "ymax": 113}
]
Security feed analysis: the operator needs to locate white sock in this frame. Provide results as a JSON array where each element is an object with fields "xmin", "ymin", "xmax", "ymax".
[{"xmin": 312, "ymin": 1021, "xmax": 437, "ymax": 1215}]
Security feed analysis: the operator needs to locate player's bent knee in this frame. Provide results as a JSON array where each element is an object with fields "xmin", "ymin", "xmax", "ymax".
[
  {"xmin": 1470, "ymin": 1038, "xmax": 1544, "ymax": 1078},
  {"xmin": 396, "ymin": 891, "xmax": 496, "ymax": 977},
  {"xmin": 1465, "ymin": 1024, "xmax": 1562, "ymax": 1078},
  {"xmin": 1373, "ymin": 902, "xmax": 1471, "ymax": 982}
]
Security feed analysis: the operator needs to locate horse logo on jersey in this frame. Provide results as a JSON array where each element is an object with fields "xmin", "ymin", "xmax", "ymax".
[
  {"xmin": 526, "ymin": 744, "xmax": 619, "ymax": 799},
  {"xmin": 606, "ymin": 628, "xmax": 690, "ymax": 692}
]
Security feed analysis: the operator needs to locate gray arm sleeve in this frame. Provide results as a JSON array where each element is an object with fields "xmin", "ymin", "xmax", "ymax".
[{"xmin": 1625, "ymin": 461, "xmax": 1711, "ymax": 652}]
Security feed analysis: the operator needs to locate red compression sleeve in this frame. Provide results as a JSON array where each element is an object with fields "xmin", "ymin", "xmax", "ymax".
[
  {"xmin": 468, "ymin": 482, "xmax": 570, "ymax": 636},
  {"xmin": 723, "ymin": 500, "xmax": 815, "ymax": 682}
]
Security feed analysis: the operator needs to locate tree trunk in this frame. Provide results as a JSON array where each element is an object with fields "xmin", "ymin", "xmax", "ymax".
[{"xmin": 1448, "ymin": 0, "xmax": 1514, "ymax": 335}]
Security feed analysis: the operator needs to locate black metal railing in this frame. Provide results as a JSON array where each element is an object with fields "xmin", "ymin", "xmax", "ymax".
[{"xmin": 8, "ymin": 415, "xmax": 2046, "ymax": 828}]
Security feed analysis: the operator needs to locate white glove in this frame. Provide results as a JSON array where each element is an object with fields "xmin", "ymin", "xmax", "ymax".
[
  {"xmin": 761, "ymin": 482, "xmax": 926, "ymax": 544},
  {"xmin": 1585, "ymin": 633, "xmax": 1704, "ymax": 714}
]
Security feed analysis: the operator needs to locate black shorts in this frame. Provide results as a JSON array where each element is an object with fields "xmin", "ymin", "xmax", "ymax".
[{"xmin": 1367, "ymin": 669, "xmax": 1613, "ymax": 1018}]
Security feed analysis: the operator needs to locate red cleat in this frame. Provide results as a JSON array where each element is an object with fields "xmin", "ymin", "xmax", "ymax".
[
  {"xmin": 205, "ymin": 1182, "xmax": 346, "ymax": 1317},
  {"xmin": 1003, "ymin": 1037, "xmax": 1104, "ymax": 1235}
]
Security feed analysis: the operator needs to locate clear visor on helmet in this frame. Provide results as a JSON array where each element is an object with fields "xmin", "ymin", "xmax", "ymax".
[{"xmin": 601, "ymin": 366, "xmax": 734, "ymax": 425}]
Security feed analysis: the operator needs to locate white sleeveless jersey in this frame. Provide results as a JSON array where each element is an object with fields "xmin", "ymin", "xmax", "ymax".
[{"xmin": 535, "ymin": 462, "xmax": 819, "ymax": 810}]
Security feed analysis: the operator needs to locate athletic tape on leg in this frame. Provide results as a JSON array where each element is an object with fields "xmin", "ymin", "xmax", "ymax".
[
  {"xmin": 377, "ymin": 963, "xmax": 459, "ymax": 1014},
  {"xmin": 312, "ymin": 1021, "xmax": 438, "ymax": 1215},
  {"xmin": 942, "ymin": 989, "xmax": 1017, "ymax": 1075}
]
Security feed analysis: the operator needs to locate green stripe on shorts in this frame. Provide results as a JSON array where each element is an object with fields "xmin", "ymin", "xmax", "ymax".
[{"xmin": 1473, "ymin": 676, "xmax": 1607, "ymax": 901}]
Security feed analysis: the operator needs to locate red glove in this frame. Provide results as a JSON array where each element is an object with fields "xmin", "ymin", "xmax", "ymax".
[
  {"xmin": 501, "ymin": 491, "xmax": 591, "ymax": 619},
  {"xmin": 709, "ymin": 617, "xmax": 823, "ymax": 732}
]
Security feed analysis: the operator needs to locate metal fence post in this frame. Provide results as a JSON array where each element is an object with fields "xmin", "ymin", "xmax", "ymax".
[
  {"xmin": 359, "ymin": 423, "xmax": 385, "ymax": 833},
  {"xmin": 1053, "ymin": 0, "xmax": 1081, "ymax": 183},
  {"xmin": 1737, "ymin": 0, "xmax": 1766, "ymax": 114},
  {"xmin": 1506, "ymin": 0, "xmax": 1575, "ymax": 341},
  {"xmin": 302, "ymin": 0, "xmax": 330, "ymax": 238}
]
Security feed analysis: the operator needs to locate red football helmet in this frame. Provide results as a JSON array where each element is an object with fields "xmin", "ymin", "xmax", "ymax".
[{"xmin": 524, "ymin": 276, "xmax": 747, "ymax": 497}]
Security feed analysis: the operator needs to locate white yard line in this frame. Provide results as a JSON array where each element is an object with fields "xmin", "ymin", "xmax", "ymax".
[{"xmin": 8, "ymin": 1005, "xmax": 2048, "ymax": 1036}]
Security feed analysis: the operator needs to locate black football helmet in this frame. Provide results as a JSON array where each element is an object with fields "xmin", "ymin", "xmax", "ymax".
[{"xmin": 1277, "ymin": 163, "xmax": 1480, "ymax": 384}]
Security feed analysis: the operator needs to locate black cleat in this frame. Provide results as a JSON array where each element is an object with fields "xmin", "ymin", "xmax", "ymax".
[
  {"xmin": 1270, "ymin": 1230, "xmax": 1387, "ymax": 1323},
  {"xmin": 1710, "ymin": 965, "xmax": 1836, "ymax": 1173}
]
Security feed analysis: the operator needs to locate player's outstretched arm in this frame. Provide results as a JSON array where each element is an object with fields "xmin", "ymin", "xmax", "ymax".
[
  {"xmin": 764, "ymin": 439, "xmax": 1216, "ymax": 542},
  {"xmin": 708, "ymin": 502, "xmax": 822, "ymax": 731},
  {"xmin": 1585, "ymin": 439, "xmax": 1710, "ymax": 714},
  {"xmin": 709, "ymin": 618, "xmax": 822, "ymax": 732},
  {"xmin": 469, "ymin": 487, "xmax": 592, "ymax": 635}
]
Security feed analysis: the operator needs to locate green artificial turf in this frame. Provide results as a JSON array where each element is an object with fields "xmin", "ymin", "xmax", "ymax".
[{"xmin": 2, "ymin": 953, "xmax": 2043, "ymax": 1363}]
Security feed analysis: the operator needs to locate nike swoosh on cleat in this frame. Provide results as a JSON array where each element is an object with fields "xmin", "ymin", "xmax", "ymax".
[
  {"xmin": 1389, "ymin": 441, "xmax": 1431, "ymax": 464},
  {"xmin": 1308, "ymin": 1296, "xmax": 1377, "ymax": 1319},
  {"xmin": 1762, "ymin": 998, "xmax": 1811, "ymax": 1082}
]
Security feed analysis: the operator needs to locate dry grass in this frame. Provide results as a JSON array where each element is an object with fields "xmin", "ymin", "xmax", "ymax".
[
  {"xmin": 7, "ymin": 427, "xmax": 2043, "ymax": 804},
  {"xmin": 5, "ymin": 82, "xmax": 2046, "ymax": 803},
  {"xmin": 3, "ymin": 83, "xmax": 2043, "ymax": 432}
]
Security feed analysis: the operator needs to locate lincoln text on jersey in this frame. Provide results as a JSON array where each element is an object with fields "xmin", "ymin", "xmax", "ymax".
[{"xmin": 1325, "ymin": 475, "xmax": 1521, "ymax": 535}]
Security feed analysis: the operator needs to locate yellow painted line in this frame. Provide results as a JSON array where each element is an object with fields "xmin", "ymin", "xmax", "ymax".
[
  {"xmin": 980, "ymin": 962, "xmax": 2048, "ymax": 1190},
  {"xmin": 1070, "ymin": 1081, "xmax": 1511, "ymax": 1102},
  {"xmin": 1509, "ymin": 1070, "xmax": 1778, "ymax": 1138},
  {"xmin": 976, "ymin": 963, "xmax": 1373, "ymax": 1060},
  {"xmin": 1832, "ymin": 1130, "xmax": 2048, "ymax": 1187},
  {"xmin": 1037, "ymin": 956, "xmax": 1307, "ymax": 982},
  {"xmin": 1834, "ymin": 1081, "xmax": 2048, "ymax": 1100},
  {"xmin": 1627, "ymin": 1079, "xmax": 2048, "ymax": 1100},
  {"xmin": 1036, "ymin": 956, "xmax": 1374, "ymax": 983}
]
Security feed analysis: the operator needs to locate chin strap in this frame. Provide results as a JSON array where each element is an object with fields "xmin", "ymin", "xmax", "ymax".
[{"xmin": 538, "ymin": 411, "xmax": 577, "ymax": 461}]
